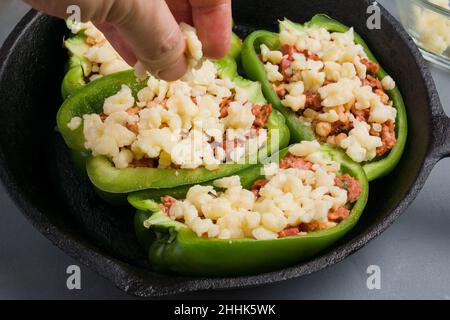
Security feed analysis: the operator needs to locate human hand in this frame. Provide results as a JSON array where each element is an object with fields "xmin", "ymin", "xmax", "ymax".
[{"xmin": 24, "ymin": 0, "xmax": 232, "ymax": 80}]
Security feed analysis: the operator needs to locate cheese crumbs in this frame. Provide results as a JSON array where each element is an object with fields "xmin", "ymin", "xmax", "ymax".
[
  {"xmin": 158, "ymin": 141, "xmax": 361, "ymax": 240},
  {"xmin": 68, "ymin": 22, "xmax": 131, "ymax": 81},
  {"xmin": 69, "ymin": 25, "xmax": 270, "ymax": 170},
  {"xmin": 261, "ymin": 21, "xmax": 398, "ymax": 163}
]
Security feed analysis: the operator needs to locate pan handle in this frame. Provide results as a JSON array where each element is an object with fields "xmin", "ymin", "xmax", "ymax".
[{"xmin": 431, "ymin": 111, "xmax": 450, "ymax": 160}]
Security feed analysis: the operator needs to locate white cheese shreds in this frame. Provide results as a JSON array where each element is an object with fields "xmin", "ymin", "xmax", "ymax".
[
  {"xmin": 413, "ymin": 0, "xmax": 450, "ymax": 55},
  {"xmin": 160, "ymin": 141, "xmax": 356, "ymax": 240},
  {"xmin": 340, "ymin": 120, "xmax": 383, "ymax": 162},
  {"xmin": 67, "ymin": 22, "xmax": 132, "ymax": 80},
  {"xmin": 381, "ymin": 75, "xmax": 396, "ymax": 91},
  {"xmin": 69, "ymin": 25, "xmax": 269, "ymax": 170},
  {"xmin": 103, "ymin": 85, "xmax": 135, "ymax": 115},
  {"xmin": 180, "ymin": 22, "xmax": 203, "ymax": 64},
  {"xmin": 67, "ymin": 116, "xmax": 82, "ymax": 131},
  {"xmin": 260, "ymin": 20, "xmax": 399, "ymax": 163}
]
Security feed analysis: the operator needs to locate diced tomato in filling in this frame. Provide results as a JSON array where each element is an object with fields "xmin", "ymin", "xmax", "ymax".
[
  {"xmin": 278, "ymin": 227, "xmax": 300, "ymax": 238},
  {"xmin": 361, "ymin": 58, "xmax": 380, "ymax": 74},
  {"xmin": 252, "ymin": 104, "xmax": 272, "ymax": 129},
  {"xmin": 328, "ymin": 207, "xmax": 351, "ymax": 223},
  {"xmin": 160, "ymin": 195, "xmax": 177, "ymax": 214},
  {"xmin": 376, "ymin": 119, "xmax": 396, "ymax": 156},
  {"xmin": 251, "ymin": 179, "xmax": 269, "ymax": 198},
  {"xmin": 335, "ymin": 174, "xmax": 362, "ymax": 203},
  {"xmin": 279, "ymin": 153, "xmax": 313, "ymax": 170}
]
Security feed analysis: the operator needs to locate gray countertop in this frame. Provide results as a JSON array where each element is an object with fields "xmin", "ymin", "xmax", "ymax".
[{"xmin": 1, "ymin": 0, "xmax": 450, "ymax": 300}]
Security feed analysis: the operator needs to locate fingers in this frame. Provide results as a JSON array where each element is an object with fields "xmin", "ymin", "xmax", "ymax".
[
  {"xmin": 189, "ymin": 0, "xmax": 232, "ymax": 59},
  {"xmin": 95, "ymin": 22, "xmax": 137, "ymax": 66},
  {"xmin": 25, "ymin": 0, "xmax": 188, "ymax": 80},
  {"xmin": 25, "ymin": 0, "xmax": 232, "ymax": 78},
  {"xmin": 112, "ymin": 0, "xmax": 187, "ymax": 80},
  {"xmin": 166, "ymin": 0, "xmax": 193, "ymax": 24}
]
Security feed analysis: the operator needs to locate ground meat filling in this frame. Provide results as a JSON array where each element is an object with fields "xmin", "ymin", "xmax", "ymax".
[
  {"xmin": 160, "ymin": 196, "xmax": 177, "ymax": 214},
  {"xmin": 96, "ymin": 94, "xmax": 272, "ymax": 169},
  {"xmin": 279, "ymin": 153, "xmax": 313, "ymax": 170},
  {"xmin": 220, "ymin": 97, "xmax": 273, "ymax": 131},
  {"xmin": 327, "ymin": 207, "xmax": 351, "ymax": 223},
  {"xmin": 334, "ymin": 174, "xmax": 362, "ymax": 203},
  {"xmin": 251, "ymin": 179, "xmax": 269, "ymax": 198},
  {"xmin": 251, "ymin": 153, "xmax": 362, "ymax": 238},
  {"xmin": 219, "ymin": 97, "xmax": 272, "ymax": 155},
  {"xmin": 361, "ymin": 58, "xmax": 380, "ymax": 74},
  {"xmin": 129, "ymin": 158, "xmax": 157, "ymax": 168},
  {"xmin": 252, "ymin": 104, "xmax": 273, "ymax": 130},
  {"xmin": 278, "ymin": 227, "xmax": 301, "ymax": 238},
  {"xmin": 262, "ymin": 33, "xmax": 398, "ymax": 162},
  {"xmin": 305, "ymin": 92, "xmax": 323, "ymax": 111},
  {"xmin": 372, "ymin": 119, "xmax": 396, "ymax": 157}
]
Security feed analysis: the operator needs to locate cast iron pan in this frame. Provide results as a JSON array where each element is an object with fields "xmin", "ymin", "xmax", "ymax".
[{"xmin": 0, "ymin": 0, "xmax": 449, "ymax": 297}]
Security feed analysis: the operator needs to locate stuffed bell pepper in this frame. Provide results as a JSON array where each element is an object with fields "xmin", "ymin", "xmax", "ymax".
[
  {"xmin": 129, "ymin": 141, "xmax": 368, "ymax": 276},
  {"xmin": 61, "ymin": 20, "xmax": 243, "ymax": 99},
  {"xmin": 241, "ymin": 14, "xmax": 407, "ymax": 181},
  {"xmin": 57, "ymin": 24, "xmax": 290, "ymax": 204}
]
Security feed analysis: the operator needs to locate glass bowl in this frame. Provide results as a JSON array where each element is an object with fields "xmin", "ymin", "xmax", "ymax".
[{"xmin": 397, "ymin": 0, "xmax": 450, "ymax": 70}]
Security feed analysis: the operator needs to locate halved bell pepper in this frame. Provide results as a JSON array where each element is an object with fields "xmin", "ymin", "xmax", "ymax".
[
  {"xmin": 241, "ymin": 14, "xmax": 407, "ymax": 181},
  {"xmin": 57, "ymin": 56, "xmax": 290, "ymax": 203},
  {"xmin": 129, "ymin": 145, "xmax": 369, "ymax": 277},
  {"xmin": 61, "ymin": 21, "xmax": 92, "ymax": 99},
  {"xmin": 61, "ymin": 19, "xmax": 244, "ymax": 99}
]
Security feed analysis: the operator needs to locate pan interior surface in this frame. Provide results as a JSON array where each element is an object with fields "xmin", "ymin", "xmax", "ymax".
[{"xmin": 0, "ymin": 0, "xmax": 436, "ymax": 296}]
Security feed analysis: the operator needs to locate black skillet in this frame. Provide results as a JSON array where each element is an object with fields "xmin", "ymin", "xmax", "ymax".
[{"xmin": 0, "ymin": 0, "xmax": 449, "ymax": 297}]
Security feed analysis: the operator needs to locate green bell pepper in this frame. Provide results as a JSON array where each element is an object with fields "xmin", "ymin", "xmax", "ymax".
[
  {"xmin": 61, "ymin": 21, "xmax": 92, "ymax": 99},
  {"xmin": 229, "ymin": 32, "xmax": 243, "ymax": 62},
  {"xmin": 241, "ymin": 14, "xmax": 407, "ymax": 181},
  {"xmin": 61, "ymin": 19, "xmax": 244, "ymax": 100},
  {"xmin": 57, "ymin": 56, "xmax": 290, "ymax": 202},
  {"xmin": 129, "ymin": 145, "xmax": 369, "ymax": 277}
]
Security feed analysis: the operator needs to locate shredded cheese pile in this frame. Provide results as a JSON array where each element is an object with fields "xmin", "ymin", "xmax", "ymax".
[
  {"xmin": 261, "ymin": 22, "xmax": 398, "ymax": 163},
  {"xmin": 68, "ymin": 25, "xmax": 268, "ymax": 170},
  {"xmin": 161, "ymin": 141, "xmax": 360, "ymax": 240}
]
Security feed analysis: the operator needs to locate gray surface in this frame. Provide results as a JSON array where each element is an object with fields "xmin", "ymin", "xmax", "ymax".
[{"xmin": 1, "ymin": 0, "xmax": 450, "ymax": 300}]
